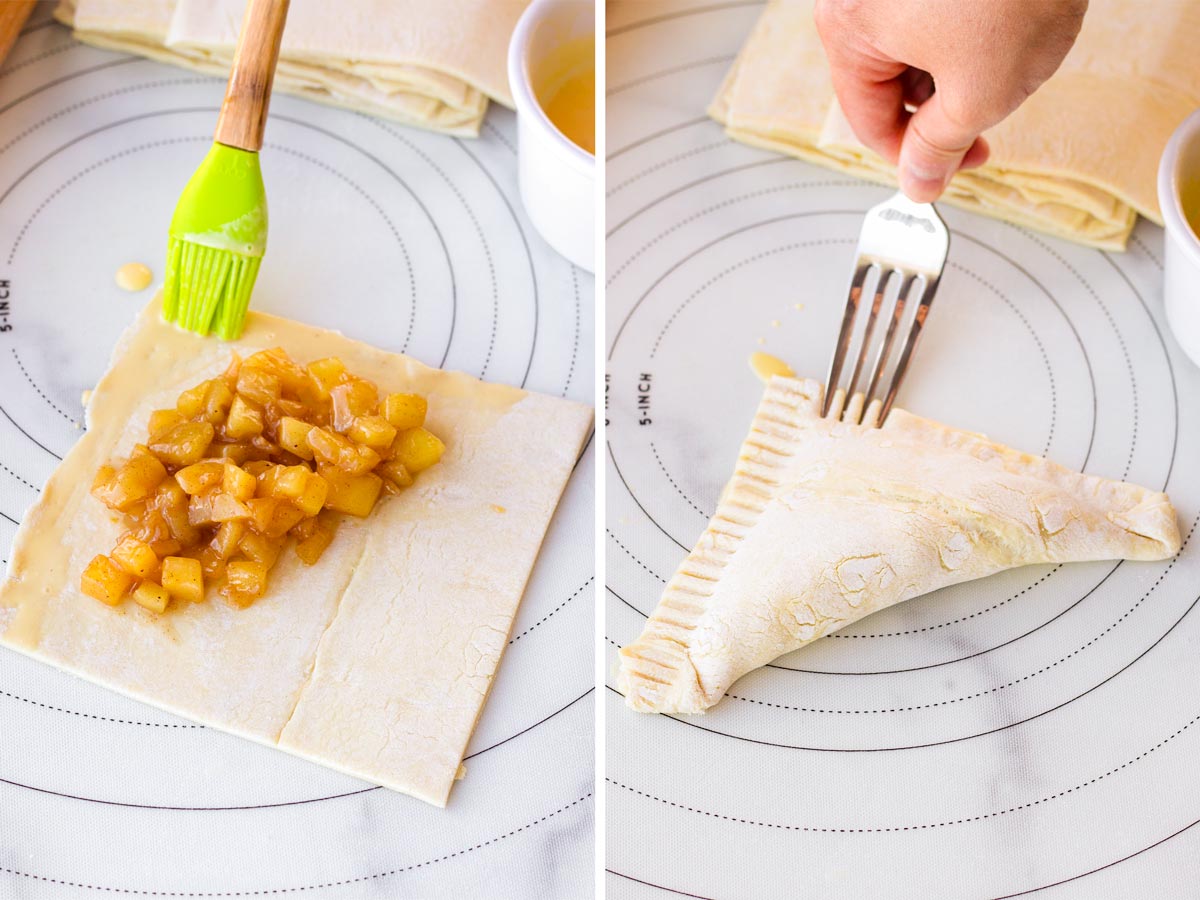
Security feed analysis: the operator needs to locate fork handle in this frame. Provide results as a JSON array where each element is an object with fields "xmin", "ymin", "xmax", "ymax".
[{"xmin": 213, "ymin": 0, "xmax": 290, "ymax": 152}]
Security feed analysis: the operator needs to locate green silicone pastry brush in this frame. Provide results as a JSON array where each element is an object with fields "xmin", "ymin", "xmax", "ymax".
[{"xmin": 162, "ymin": 0, "xmax": 290, "ymax": 340}]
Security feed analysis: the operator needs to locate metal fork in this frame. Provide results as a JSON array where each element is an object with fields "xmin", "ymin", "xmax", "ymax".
[{"xmin": 823, "ymin": 191, "xmax": 949, "ymax": 427}]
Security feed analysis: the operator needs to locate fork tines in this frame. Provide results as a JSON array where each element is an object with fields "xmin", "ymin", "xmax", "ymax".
[{"xmin": 823, "ymin": 193, "xmax": 949, "ymax": 427}]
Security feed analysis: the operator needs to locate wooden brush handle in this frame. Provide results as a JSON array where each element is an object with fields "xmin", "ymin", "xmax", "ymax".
[
  {"xmin": 213, "ymin": 0, "xmax": 290, "ymax": 152},
  {"xmin": 0, "ymin": 1, "xmax": 36, "ymax": 68}
]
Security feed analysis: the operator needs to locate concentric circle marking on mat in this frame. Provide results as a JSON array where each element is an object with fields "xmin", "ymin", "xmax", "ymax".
[
  {"xmin": 605, "ymin": 211, "xmax": 1180, "ymax": 716},
  {"xmin": 0, "ymin": 34, "xmax": 593, "ymax": 894},
  {"xmin": 0, "ymin": 82, "xmax": 576, "ymax": 726},
  {"xmin": 0, "ymin": 793, "xmax": 592, "ymax": 896},
  {"xmin": 605, "ymin": 218, "xmax": 1142, "ymax": 667},
  {"xmin": 604, "ymin": 131, "xmax": 1173, "ymax": 672},
  {"xmin": 0, "ymin": 120, "xmax": 435, "ymax": 461},
  {"xmin": 606, "ymin": 6, "xmax": 1199, "ymax": 895}
]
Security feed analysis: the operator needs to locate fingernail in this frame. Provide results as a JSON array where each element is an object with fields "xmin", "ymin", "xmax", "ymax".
[{"xmin": 900, "ymin": 165, "xmax": 949, "ymax": 200}]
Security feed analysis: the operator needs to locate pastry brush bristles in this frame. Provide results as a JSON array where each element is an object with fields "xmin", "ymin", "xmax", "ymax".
[{"xmin": 162, "ymin": 237, "xmax": 262, "ymax": 341}]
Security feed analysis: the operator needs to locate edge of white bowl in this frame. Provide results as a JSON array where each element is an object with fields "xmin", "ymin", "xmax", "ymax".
[
  {"xmin": 507, "ymin": 0, "xmax": 595, "ymax": 176},
  {"xmin": 1158, "ymin": 108, "xmax": 1200, "ymax": 270}
]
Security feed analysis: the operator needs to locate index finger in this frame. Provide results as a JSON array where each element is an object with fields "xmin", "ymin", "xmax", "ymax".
[{"xmin": 820, "ymin": 40, "xmax": 910, "ymax": 164}]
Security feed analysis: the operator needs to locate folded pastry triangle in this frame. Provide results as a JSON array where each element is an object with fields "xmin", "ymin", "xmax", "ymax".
[{"xmin": 618, "ymin": 377, "xmax": 1181, "ymax": 714}]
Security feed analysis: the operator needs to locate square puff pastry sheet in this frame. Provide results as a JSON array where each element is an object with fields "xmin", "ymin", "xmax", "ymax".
[
  {"xmin": 0, "ymin": 299, "xmax": 592, "ymax": 807},
  {"xmin": 54, "ymin": 0, "xmax": 529, "ymax": 136},
  {"xmin": 619, "ymin": 376, "xmax": 1180, "ymax": 715},
  {"xmin": 710, "ymin": 0, "xmax": 1200, "ymax": 250}
]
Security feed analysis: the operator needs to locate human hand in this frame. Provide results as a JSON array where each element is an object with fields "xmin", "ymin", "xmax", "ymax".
[{"xmin": 813, "ymin": 0, "xmax": 1087, "ymax": 201}]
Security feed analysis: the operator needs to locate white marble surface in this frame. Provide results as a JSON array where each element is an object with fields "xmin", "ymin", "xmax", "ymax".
[
  {"xmin": 0, "ymin": 5, "xmax": 593, "ymax": 897},
  {"xmin": 605, "ymin": 2, "xmax": 1200, "ymax": 897}
]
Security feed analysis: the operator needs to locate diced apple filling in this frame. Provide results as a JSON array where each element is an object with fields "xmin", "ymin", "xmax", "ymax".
[
  {"xmin": 133, "ymin": 581, "xmax": 170, "ymax": 614},
  {"xmin": 83, "ymin": 347, "xmax": 444, "ymax": 612},
  {"xmin": 110, "ymin": 535, "xmax": 158, "ymax": 579},
  {"xmin": 383, "ymin": 393, "xmax": 427, "ymax": 431},
  {"xmin": 162, "ymin": 556, "xmax": 204, "ymax": 604},
  {"xmin": 81, "ymin": 555, "xmax": 134, "ymax": 606}
]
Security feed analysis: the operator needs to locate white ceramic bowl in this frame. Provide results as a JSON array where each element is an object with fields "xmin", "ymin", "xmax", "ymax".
[
  {"xmin": 1158, "ymin": 108, "xmax": 1200, "ymax": 367},
  {"xmin": 507, "ymin": 0, "xmax": 595, "ymax": 272}
]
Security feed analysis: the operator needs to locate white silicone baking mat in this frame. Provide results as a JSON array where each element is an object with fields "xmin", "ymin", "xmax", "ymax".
[
  {"xmin": 0, "ymin": 5, "xmax": 594, "ymax": 897},
  {"xmin": 605, "ymin": 2, "xmax": 1200, "ymax": 897}
]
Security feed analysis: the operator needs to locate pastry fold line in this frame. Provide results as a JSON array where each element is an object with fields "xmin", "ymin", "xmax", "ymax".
[{"xmin": 618, "ymin": 377, "xmax": 1181, "ymax": 714}]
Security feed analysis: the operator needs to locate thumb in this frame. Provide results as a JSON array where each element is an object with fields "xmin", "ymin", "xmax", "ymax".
[{"xmin": 897, "ymin": 91, "xmax": 985, "ymax": 202}]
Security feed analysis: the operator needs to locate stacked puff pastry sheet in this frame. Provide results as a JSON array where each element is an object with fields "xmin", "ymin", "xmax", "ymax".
[
  {"xmin": 619, "ymin": 377, "xmax": 1181, "ymax": 715},
  {"xmin": 710, "ymin": 0, "xmax": 1200, "ymax": 250},
  {"xmin": 55, "ymin": 0, "xmax": 529, "ymax": 136}
]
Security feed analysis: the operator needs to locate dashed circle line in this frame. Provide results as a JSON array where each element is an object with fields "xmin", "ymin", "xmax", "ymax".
[
  {"xmin": 637, "ymin": 227, "xmax": 1110, "ymax": 640},
  {"xmin": 607, "ymin": 140, "xmax": 732, "ymax": 197},
  {"xmin": 1020, "ymin": 229, "xmax": 1139, "ymax": 480},
  {"xmin": 1130, "ymin": 231, "xmax": 1163, "ymax": 270},
  {"xmin": 562, "ymin": 265, "xmax": 581, "ymax": 398},
  {"xmin": 0, "ymin": 90, "xmax": 587, "ymax": 866},
  {"xmin": 0, "ymin": 460, "xmax": 38, "ymax": 492},
  {"xmin": 0, "ymin": 687, "xmax": 202, "ymax": 728},
  {"xmin": 608, "ymin": 116, "xmax": 711, "ymax": 164},
  {"xmin": 644, "ymin": 251, "xmax": 1070, "ymax": 637},
  {"xmin": 8, "ymin": 135, "xmax": 209, "ymax": 265},
  {"xmin": 835, "ymin": 234, "xmax": 1123, "ymax": 643},
  {"xmin": 829, "ymin": 567, "xmax": 1060, "ymax": 639},
  {"xmin": 609, "ymin": 7, "xmax": 1190, "ymax": 883},
  {"xmin": 950, "ymin": 264, "xmax": 1057, "ymax": 457},
  {"xmin": 606, "ymin": 54, "xmax": 735, "ymax": 96},
  {"xmin": 608, "ymin": 158, "xmax": 801, "ymax": 237},
  {"xmin": 0, "ymin": 66, "xmax": 589, "ymax": 883},
  {"xmin": 19, "ymin": 16, "xmax": 58, "ymax": 37},
  {"xmin": 611, "ymin": 699, "xmax": 1200, "ymax": 831},
  {"xmin": 650, "ymin": 238, "xmax": 852, "ymax": 357},
  {"xmin": 608, "ymin": 440, "xmax": 690, "ymax": 551},
  {"xmin": 607, "ymin": 179, "xmax": 860, "ymax": 286},
  {"xmin": 482, "ymin": 119, "xmax": 516, "ymax": 155},
  {"xmin": 0, "ymin": 77, "xmax": 210, "ymax": 159},
  {"xmin": 828, "ymin": 231, "xmax": 1118, "ymax": 637},
  {"xmin": 0, "ymin": 40, "xmax": 72, "ymax": 79},
  {"xmin": 465, "ymin": 204, "xmax": 499, "ymax": 379},
  {"xmin": 5, "ymin": 129, "xmax": 417, "ymax": 350},
  {"xmin": 1, "ymin": 689, "xmax": 589, "ymax": 809},
  {"xmin": 368, "ymin": 120, "xmax": 500, "ymax": 374},
  {"xmin": 0, "ymin": 106, "xmax": 465, "ymax": 461},
  {"xmin": 11, "ymin": 348, "xmax": 75, "ymax": 423},
  {"xmin": 650, "ymin": 441, "xmax": 708, "ymax": 518},
  {"xmin": 509, "ymin": 577, "xmax": 593, "ymax": 644},
  {"xmin": 607, "ymin": 0, "xmax": 763, "ymax": 37},
  {"xmin": 608, "ymin": 209, "xmax": 859, "ymax": 361},
  {"xmin": 726, "ymin": 516, "xmax": 1195, "ymax": 714},
  {"xmin": 0, "ymin": 794, "xmax": 592, "ymax": 896},
  {"xmin": 262, "ymin": 143, "xmax": 416, "ymax": 351},
  {"xmin": 450, "ymin": 134, "xmax": 543, "ymax": 390},
  {"xmin": 607, "ymin": 528, "xmax": 667, "ymax": 583}
]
